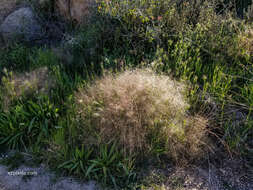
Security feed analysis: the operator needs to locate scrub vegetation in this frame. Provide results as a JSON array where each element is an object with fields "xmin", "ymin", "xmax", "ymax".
[{"xmin": 0, "ymin": 0, "xmax": 252, "ymax": 189}]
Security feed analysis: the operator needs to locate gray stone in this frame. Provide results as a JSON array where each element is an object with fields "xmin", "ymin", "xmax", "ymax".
[{"xmin": 0, "ymin": 7, "xmax": 42, "ymax": 43}]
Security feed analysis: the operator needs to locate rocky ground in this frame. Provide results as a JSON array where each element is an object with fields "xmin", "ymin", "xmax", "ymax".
[
  {"xmin": 0, "ymin": 165, "xmax": 99, "ymax": 190},
  {"xmin": 0, "ymin": 150, "xmax": 252, "ymax": 190}
]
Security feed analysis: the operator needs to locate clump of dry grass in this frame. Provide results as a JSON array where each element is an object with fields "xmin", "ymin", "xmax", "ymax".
[
  {"xmin": 0, "ymin": 67, "xmax": 55, "ymax": 111},
  {"xmin": 75, "ymin": 69, "xmax": 210, "ymax": 163},
  {"xmin": 238, "ymin": 28, "xmax": 253, "ymax": 56}
]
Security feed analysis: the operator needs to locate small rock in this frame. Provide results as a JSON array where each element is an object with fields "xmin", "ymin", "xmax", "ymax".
[
  {"xmin": 55, "ymin": 0, "xmax": 94, "ymax": 24},
  {"xmin": 0, "ymin": 7, "xmax": 42, "ymax": 44}
]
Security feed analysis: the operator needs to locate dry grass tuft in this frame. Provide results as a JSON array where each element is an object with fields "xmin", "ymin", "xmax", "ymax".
[
  {"xmin": 76, "ymin": 69, "xmax": 210, "ymax": 163},
  {"xmin": 1, "ymin": 67, "xmax": 55, "ymax": 111},
  {"xmin": 238, "ymin": 28, "xmax": 253, "ymax": 56}
]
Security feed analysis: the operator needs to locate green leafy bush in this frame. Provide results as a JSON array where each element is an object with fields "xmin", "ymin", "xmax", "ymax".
[
  {"xmin": 0, "ymin": 96, "xmax": 59, "ymax": 150},
  {"xmin": 0, "ymin": 0, "xmax": 252, "ymax": 188},
  {"xmin": 0, "ymin": 45, "xmax": 58, "ymax": 78},
  {"xmin": 93, "ymin": 0, "xmax": 253, "ymax": 157}
]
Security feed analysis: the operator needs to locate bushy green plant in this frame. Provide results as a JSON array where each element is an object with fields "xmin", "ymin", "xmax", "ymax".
[
  {"xmin": 0, "ymin": 45, "xmax": 58, "ymax": 79},
  {"xmin": 0, "ymin": 95, "xmax": 59, "ymax": 150},
  {"xmin": 86, "ymin": 143, "xmax": 136, "ymax": 187},
  {"xmin": 0, "ymin": 0, "xmax": 252, "ymax": 188},
  {"xmin": 0, "ymin": 45, "xmax": 34, "ymax": 75},
  {"xmin": 58, "ymin": 145, "xmax": 93, "ymax": 175},
  {"xmin": 30, "ymin": 48, "xmax": 58, "ymax": 68}
]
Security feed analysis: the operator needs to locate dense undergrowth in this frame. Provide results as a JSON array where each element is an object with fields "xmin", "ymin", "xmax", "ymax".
[{"xmin": 0, "ymin": 0, "xmax": 252, "ymax": 189}]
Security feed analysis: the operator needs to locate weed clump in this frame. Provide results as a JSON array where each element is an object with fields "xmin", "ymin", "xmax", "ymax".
[
  {"xmin": 75, "ymin": 70, "xmax": 209, "ymax": 163},
  {"xmin": 238, "ymin": 28, "xmax": 253, "ymax": 56},
  {"xmin": 0, "ymin": 67, "xmax": 55, "ymax": 111}
]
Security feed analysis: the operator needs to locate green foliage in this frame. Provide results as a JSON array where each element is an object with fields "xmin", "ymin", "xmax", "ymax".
[
  {"xmin": 53, "ymin": 138, "xmax": 136, "ymax": 187},
  {"xmin": 0, "ymin": 45, "xmax": 58, "ymax": 79},
  {"xmin": 0, "ymin": 0, "xmax": 252, "ymax": 188},
  {"xmin": 30, "ymin": 48, "xmax": 58, "ymax": 68},
  {"xmin": 0, "ymin": 96, "xmax": 59, "ymax": 150},
  {"xmin": 85, "ymin": 143, "xmax": 136, "ymax": 188},
  {"xmin": 58, "ymin": 145, "xmax": 93, "ymax": 175},
  {"xmin": 0, "ymin": 45, "xmax": 34, "ymax": 75},
  {"xmin": 42, "ymin": 94, "xmax": 136, "ymax": 187},
  {"xmin": 96, "ymin": 0, "xmax": 252, "ymax": 156},
  {"xmin": 50, "ymin": 65, "xmax": 83, "ymax": 102}
]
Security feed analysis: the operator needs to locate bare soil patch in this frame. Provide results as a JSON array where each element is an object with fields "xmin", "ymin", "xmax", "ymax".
[{"xmin": 141, "ymin": 159, "xmax": 253, "ymax": 190}]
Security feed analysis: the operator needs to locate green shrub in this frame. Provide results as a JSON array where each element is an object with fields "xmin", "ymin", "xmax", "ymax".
[
  {"xmin": 0, "ymin": 45, "xmax": 34, "ymax": 75},
  {"xmin": 85, "ymin": 143, "xmax": 136, "ymax": 187},
  {"xmin": 93, "ymin": 0, "xmax": 253, "ymax": 157},
  {"xmin": 0, "ymin": 95, "xmax": 59, "ymax": 150},
  {"xmin": 58, "ymin": 145, "xmax": 93, "ymax": 176},
  {"xmin": 0, "ymin": 0, "xmax": 252, "ymax": 188},
  {"xmin": 0, "ymin": 45, "xmax": 58, "ymax": 78}
]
